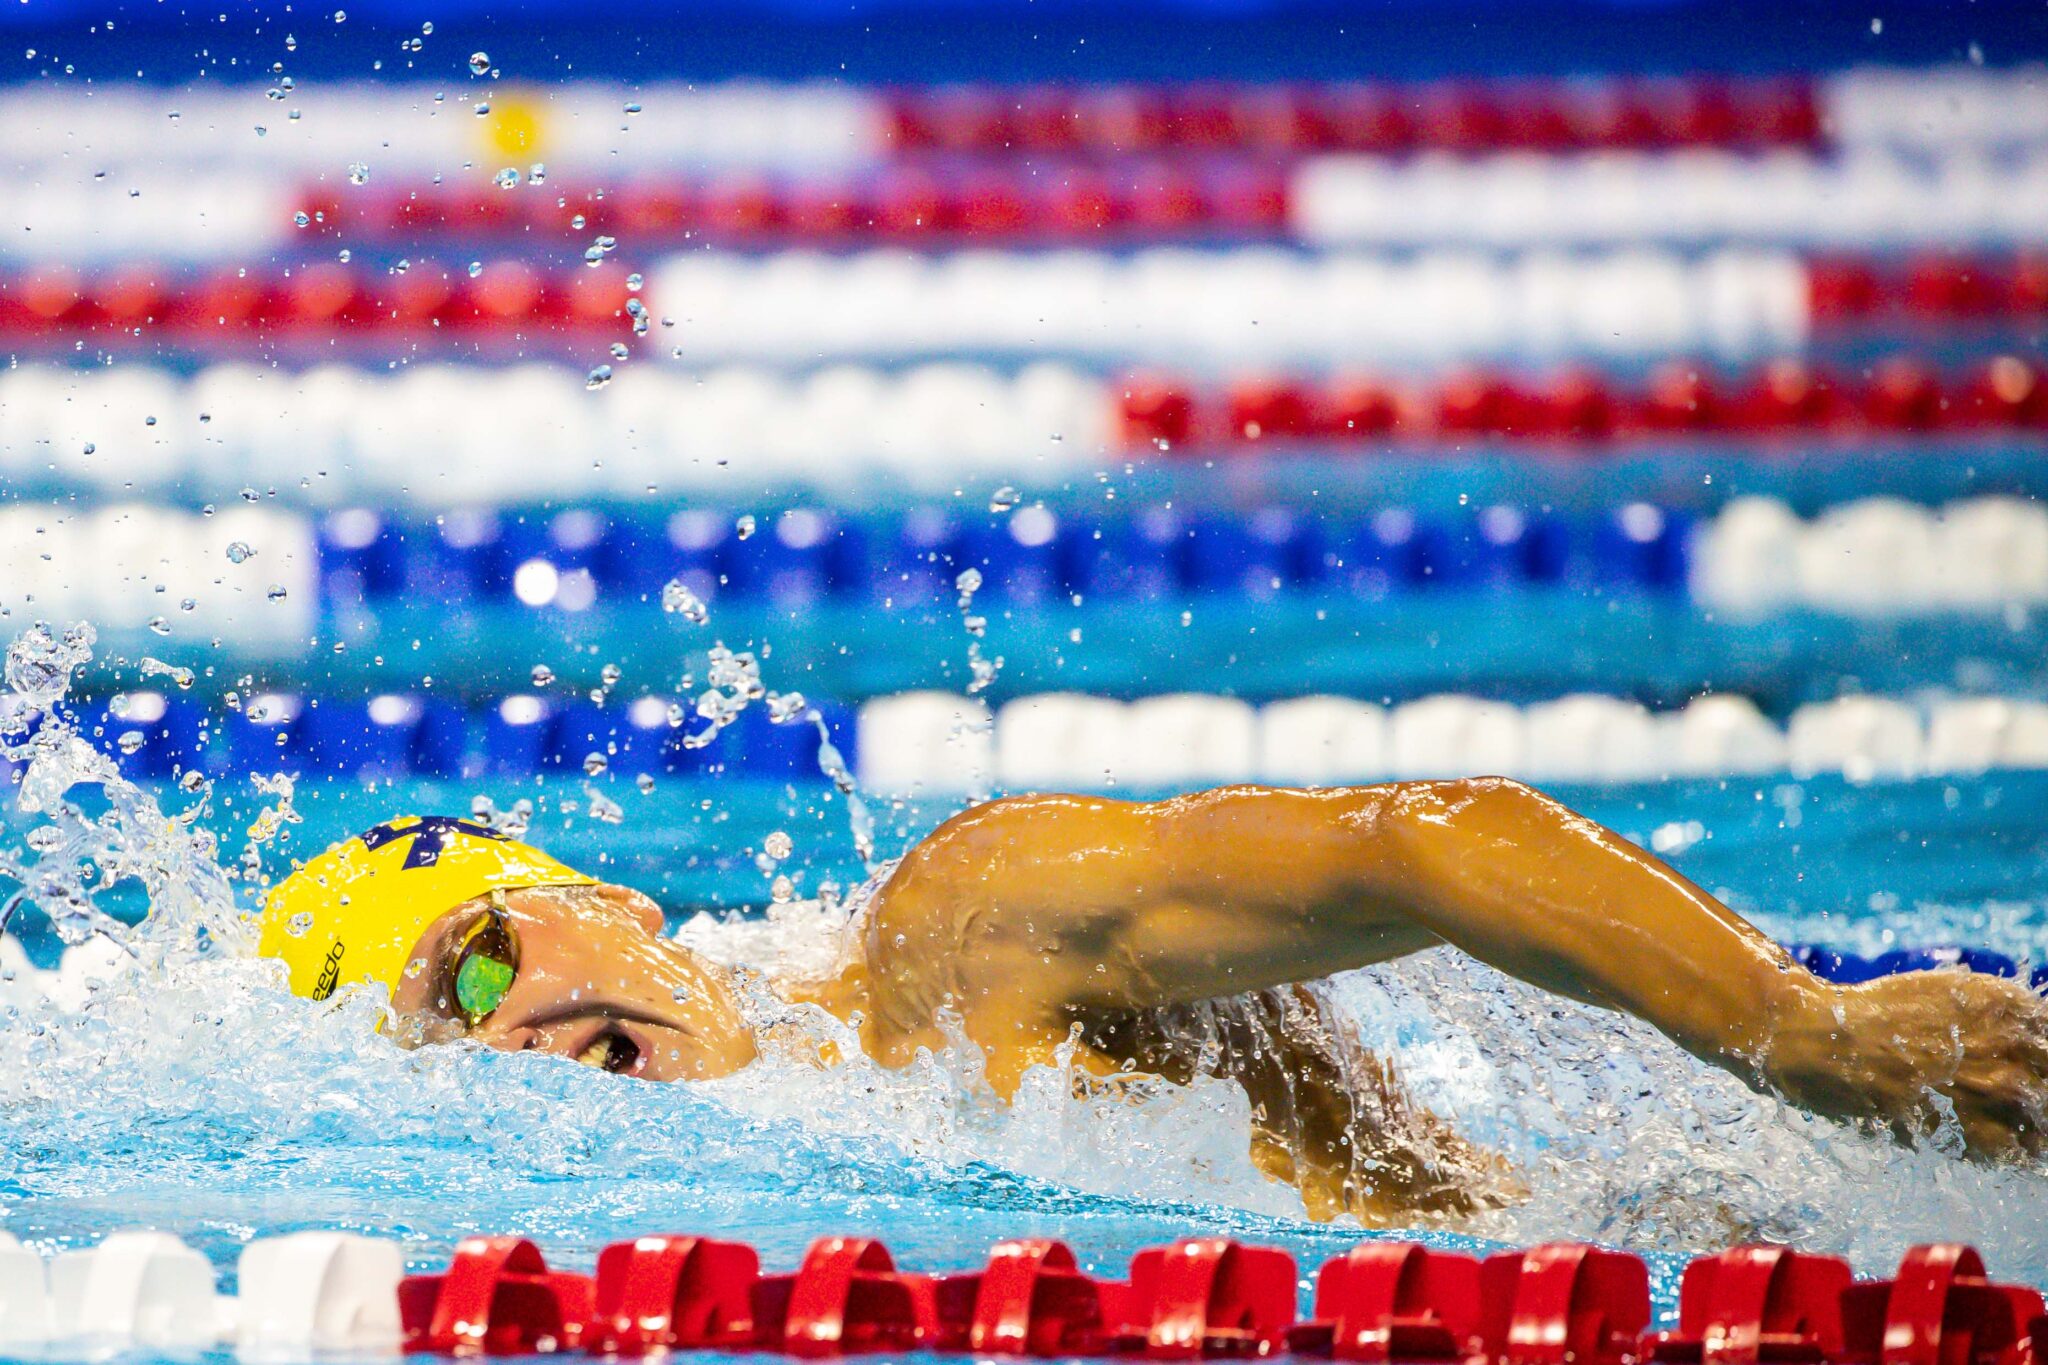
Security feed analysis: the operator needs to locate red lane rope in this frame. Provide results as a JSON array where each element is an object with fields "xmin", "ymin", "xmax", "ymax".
[{"xmin": 395, "ymin": 1235, "xmax": 2048, "ymax": 1360}]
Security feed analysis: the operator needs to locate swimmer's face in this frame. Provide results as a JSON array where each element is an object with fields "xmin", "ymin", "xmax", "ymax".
[{"xmin": 391, "ymin": 882, "xmax": 757, "ymax": 1081}]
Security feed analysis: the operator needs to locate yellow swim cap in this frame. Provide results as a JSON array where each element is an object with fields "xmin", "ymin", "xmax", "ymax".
[{"xmin": 257, "ymin": 816, "xmax": 597, "ymax": 1002}]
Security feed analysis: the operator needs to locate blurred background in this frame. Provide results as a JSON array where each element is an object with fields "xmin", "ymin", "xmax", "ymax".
[{"xmin": 3, "ymin": 0, "xmax": 2047, "ymax": 945}]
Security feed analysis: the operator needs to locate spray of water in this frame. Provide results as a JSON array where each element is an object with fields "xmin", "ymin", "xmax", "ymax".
[{"xmin": 2, "ymin": 619, "xmax": 2048, "ymax": 1287}]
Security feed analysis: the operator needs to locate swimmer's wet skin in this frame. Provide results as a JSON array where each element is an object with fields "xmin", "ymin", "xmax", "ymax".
[{"xmin": 257, "ymin": 784, "xmax": 2048, "ymax": 1222}]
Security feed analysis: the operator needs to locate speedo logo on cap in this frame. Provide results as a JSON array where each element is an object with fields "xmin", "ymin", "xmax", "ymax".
[{"xmin": 312, "ymin": 940, "xmax": 346, "ymax": 1001}]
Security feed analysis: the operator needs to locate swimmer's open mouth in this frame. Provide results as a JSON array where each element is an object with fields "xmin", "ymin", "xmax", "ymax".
[{"xmin": 576, "ymin": 1028, "xmax": 642, "ymax": 1075}]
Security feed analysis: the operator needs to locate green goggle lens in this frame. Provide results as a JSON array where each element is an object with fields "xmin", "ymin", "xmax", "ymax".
[{"xmin": 455, "ymin": 951, "xmax": 515, "ymax": 1022}]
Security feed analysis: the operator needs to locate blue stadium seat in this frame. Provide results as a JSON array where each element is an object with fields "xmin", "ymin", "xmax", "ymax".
[
  {"xmin": 1517, "ymin": 509, "xmax": 1589, "ymax": 587},
  {"xmin": 295, "ymin": 695, "xmax": 425, "ymax": 777},
  {"xmin": 317, "ymin": 508, "xmax": 408, "ymax": 605},
  {"xmin": 224, "ymin": 693, "xmax": 307, "ymax": 773},
  {"xmin": 481, "ymin": 695, "xmax": 555, "ymax": 774},
  {"xmin": 426, "ymin": 507, "xmax": 514, "ymax": 600},
  {"xmin": 547, "ymin": 696, "xmax": 727, "ymax": 776},
  {"xmin": 1331, "ymin": 508, "xmax": 1423, "ymax": 597},
  {"xmin": 727, "ymin": 508, "xmax": 842, "ymax": 607},
  {"xmin": 1068, "ymin": 505, "xmax": 1182, "ymax": 601},
  {"xmin": 869, "ymin": 507, "xmax": 961, "ymax": 606},
  {"xmin": 412, "ymin": 697, "xmax": 480, "ymax": 779},
  {"xmin": 728, "ymin": 699, "xmax": 853, "ymax": 777},
  {"xmin": 959, "ymin": 507, "xmax": 1065, "ymax": 604},
  {"xmin": 1593, "ymin": 503, "xmax": 1693, "ymax": 590},
  {"xmin": 90, "ymin": 693, "xmax": 209, "ymax": 779},
  {"xmin": 656, "ymin": 508, "xmax": 734, "ymax": 606}
]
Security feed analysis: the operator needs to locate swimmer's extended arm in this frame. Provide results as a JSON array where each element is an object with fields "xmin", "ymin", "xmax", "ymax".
[{"xmin": 869, "ymin": 780, "xmax": 2048, "ymax": 1157}]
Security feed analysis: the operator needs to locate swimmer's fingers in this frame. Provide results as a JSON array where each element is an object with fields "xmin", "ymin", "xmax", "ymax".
[{"xmin": 1948, "ymin": 977, "xmax": 2048, "ymax": 1159}]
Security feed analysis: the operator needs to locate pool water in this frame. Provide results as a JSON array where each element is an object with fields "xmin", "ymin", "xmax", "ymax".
[{"xmin": 7, "ymin": 723, "xmax": 2048, "ymax": 1365}]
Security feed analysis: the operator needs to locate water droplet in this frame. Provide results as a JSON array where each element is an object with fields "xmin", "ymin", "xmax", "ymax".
[
  {"xmin": 266, "ymin": 584, "xmax": 288, "ymax": 602},
  {"xmin": 421, "ymin": 20, "xmax": 433, "ymax": 34},
  {"xmin": 570, "ymin": 213, "xmax": 587, "ymax": 230},
  {"xmin": 347, "ymin": 161, "xmax": 370, "ymax": 186},
  {"xmin": 624, "ymin": 101, "xmax": 642, "ymax": 115},
  {"xmin": 116, "ymin": 730, "xmax": 144, "ymax": 755},
  {"xmin": 585, "ymin": 364, "xmax": 613, "ymax": 390},
  {"xmin": 531, "ymin": 664, "xmax": 555, "ymax": 687},
  {"xmin": 769, "ymin": 874, "xmax": 794, "ymax": 904},
  {"xmin": 609, "ymin": 341, "xmax": 629, "ymax": 360},
  {"xmin": 284, "ymin": 32, "xmax": 297, "ymax": 49},
  {"xmin": 82, "ymin": 442, "xmax": 95, "ymax": 455},
  {"xmin": 467, "ymin": 261, "xmax": 483, "ymax": 278},
  {"xmin": 583, "ymin": 751, "xmax": 608, "ymax": 776},
  {"xmin": 474, "ymin": 102, "xmax": 490, "ymax": 117},
  {"xmin": 989, "ymin": 485, "xmax": 1019, "ymax": 513},
  {"xmin": 332, "ymin": 9, "xmax": 345, "ymax": 22},
  {"xmin": 179, "ymin": 598, "xmax": 196, "ymax": 612},
  {"xmin": 286, "ymin": 910, "xmax": 315, "ymax": 938},
  {"xmin": 493, "ymin": 166, "xmax": 521, "ymax": 190},
  {"xmin": 735, "ymin": 514, "xmax": 756, "ymax": 540},
  {"xmin": 599, "ymin": 663, "xmax": 621, "ymax": 687},
  {"xmin": 671, "ymin": 983, "xmax": 693, "ymax": 1003},
  {"xmin": 225, "ymin": 540, "xmax": 255, "ymax": 564},
  {"xmin": 660, "ymin": 579, "xmax": 709, "ymax": 623},
  {"xmin": 626, "ymin": 272, "xmax": 644, "ymax": 291},
  {"xmin": 181, "ymin": 770, "xmax": 207, "ymax": 792},
  {"xmin": 469, "ymin": 51, "xmax": 490, "ymax": 74},
  {"xmin": 636, "ymin": 773, "xmax": 656, "ymax": 794},
  {"xmin": 294, "ymin": 211, "xmax": 311, "ymax": 228},
  {"xmin": 763, "ymin": 830, "xmax": 792, "ymax": 860},
  {"xmin": 146, "ymin": 616, "xmax": 171, "ymax": 635}
]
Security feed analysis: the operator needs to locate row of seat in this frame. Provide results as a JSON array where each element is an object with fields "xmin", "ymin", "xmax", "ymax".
[
  {"xmin": 16, "ymin": 356, "xmax": 2048, "ymax": 502},
  {"xmin": 293, "ymin": 169, "xmax": 2048, "ymax": 269},
  {"xmin": 883, "ymin": 78, "xmax": 1823, "ymax": 155},
  {"xmin": 0, "ymin": 82, "xmax": 884, "ymax": 179},
  {"xmin": 860, "ymin": 690, "xmax": 2048, "ymax": 792},
  {"xmin": 1119, "ymin": 356, "xmax": 2048, "ymax": 446},
  {"xmin": 0, "ymin": 1228, "xmax": 2037, "ymax": 1362},
  {"xmin": 0, "ymin": 71, "xmax": 2035, "ymax": 184},
  {"xmin": 1292, "ymin": 149, "xmax": 2048, "ymax": 245},
  {"xmin": 0, "ymin": 259, "xmax": 637, "ymax": 335},
  {"xmin": 0, "ymin": 363, "xmax": 1108, "ymax": 492},
  {"xmin": 0, "ymin": 504, "xmax": 315, "ymax": 646},
  {"xmin": 646, "ymin": 248, "xmax": 1806, "ymax": 362},
  {"xmin": 0, "ymin": 247, "xmax": 1810, "ymax": 360},
  {"xmin": 299, "ymin": 163, "xmax": 1294, "ymax": 246},
  {"xmin": 1809, "ymin": 252, "xmax": 2048, "ymax": 319},
  {"xmin": 7, "ymin": 494, "xmax": 2036, "ymax": 637},
  {"xmin": 20, "ymin": 150, "xmax": 2048, "ymax": 266},
  {"xmin": 313, "ymin": 495, "xmax": 2048, "ymax": 615},
  {"xmin": 72, "ymin": 690, "xmax": 852, "ymax": 784},
  {"xmin": 59, "ymin": 685, "xmax": 2048, "ymax": 792},
  {"xmin": 314, "ymin": 501, "xmax": 1700, "ymax": 606},
  {"xmin": 1693, "ymin": 495, "xmax": 2048, "ymax": 614}
]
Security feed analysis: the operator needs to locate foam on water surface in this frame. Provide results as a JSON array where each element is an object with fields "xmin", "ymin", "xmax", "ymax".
[{"xmin": 4, "ymin": 619, "xmax": 2048, "ymax": 1339}]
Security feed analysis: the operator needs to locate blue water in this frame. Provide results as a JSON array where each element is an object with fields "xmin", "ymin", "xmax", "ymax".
[{"xmin": 7, "ymin": 763, "xmax": 2048, "ymax": 1365}]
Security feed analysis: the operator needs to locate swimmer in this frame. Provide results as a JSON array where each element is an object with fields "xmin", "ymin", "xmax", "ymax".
[{"xmin": 259, "ymin": 787, "xmax": 2048, "ymax": 1222}]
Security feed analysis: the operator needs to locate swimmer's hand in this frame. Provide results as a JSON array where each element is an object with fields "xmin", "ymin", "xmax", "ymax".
[{"xmin": 1770, "ymin": 969, "xmax": 2048, "ymax": 1160}]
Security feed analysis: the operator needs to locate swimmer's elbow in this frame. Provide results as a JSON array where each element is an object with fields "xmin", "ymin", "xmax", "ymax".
[{"xmin": 1380, "ymin": 775, "xmax": 1549, "ymax": 825}]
